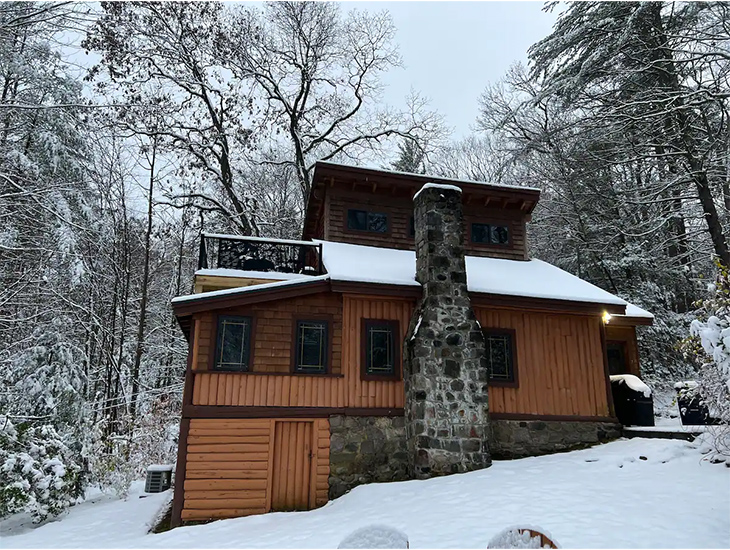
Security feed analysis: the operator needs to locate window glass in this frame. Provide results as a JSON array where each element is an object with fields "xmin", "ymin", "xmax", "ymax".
[
  {"xmin": 367, "ymin": 212, "xmax": 388, "ymax": 233},
  {"xmin": 471, "ymin": 222, "xmax": 509, "ymax": 245},
  {"xmin": 365, "ymin": 321, "xmax": 397, "ymax": 376},
  {"xmin": 485, "ymin": 331, "xmax": 514, "ymax": 382},
  {"xmin": 347, "ymin": 209, "xmax": 368, "ymax": 231},
  {"xmin": 295, "ymin": 320, "xmax": 328, "ymax": 373},
  {"xmin": 347, "ymin": 209, "xmax": 388, "ymax": 233},
  {"xmin": 215, "ymin": 316, "xmax": 251, "ymax": 371}
]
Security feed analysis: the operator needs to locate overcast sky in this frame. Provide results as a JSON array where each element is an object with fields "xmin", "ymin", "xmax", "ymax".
[{"xmin": 349, "ymin": 2, "xmax": 558, "ymax": 138}]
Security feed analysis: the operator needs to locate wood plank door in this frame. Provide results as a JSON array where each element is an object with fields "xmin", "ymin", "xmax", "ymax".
[{"xmin": 270, "ymin": 421, "xmax": 314, "ymax": 512}]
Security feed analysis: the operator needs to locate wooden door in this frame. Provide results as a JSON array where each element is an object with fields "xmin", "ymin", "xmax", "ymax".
[{"xmin": 270, "ymin": 421, "xmax": 313, "ymax": 511}]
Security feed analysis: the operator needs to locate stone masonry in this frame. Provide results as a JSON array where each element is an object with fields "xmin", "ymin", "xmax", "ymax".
[
  {"xmin": 328, "ymin": 415, "xmax": 409, "ymax": 499},
  {"xmin": 490, "ymin": 420, "xmax": 623, "ymax": 459},
  {"xmin": 403, "ymin": 183, "xmax": 491, "ymax": 478}
]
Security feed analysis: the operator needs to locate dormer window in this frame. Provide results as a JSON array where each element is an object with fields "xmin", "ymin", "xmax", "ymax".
[
  {"xmin": 347, "ymin": 209, "xmax": 388, "ymax": 233},
  {"xmin": 471, "ymin": 222, "xmax": 510, "ymax": 246}
]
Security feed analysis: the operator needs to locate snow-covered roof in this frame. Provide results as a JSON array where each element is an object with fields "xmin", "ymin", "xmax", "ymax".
[
  {"xmin": 195, "ymin": 268, "xmax": 310, "ymax": 281},
  {"xmin": 172, "ymin": 274, "xmax": 330, "ymax": 304},
  {"xmin": 413, "ymin": 182, "xmax": 462, "ymax": 200},
  {"xmin": 619, "ymin": 303, "xmax": 654, "ymax": 320},
  {"xmin": 317, "ymin": 240, "xmax": 628, "ymax": 308},
  {"xmin": 315, "ymin": 160, "xmax": 541, "ymax": 193}
]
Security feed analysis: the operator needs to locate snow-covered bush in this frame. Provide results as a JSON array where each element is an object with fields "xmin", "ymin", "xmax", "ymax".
[
  {"xmin": 0, "ymin": 416, "xmax": 84, "ymax": 522},
  {"xmin": 2, "ymin": 317, "xmax": 87, "ymax": 432},
  {"xmin": 681, "ymin": 261, "xmax": 730, "ymax": 461},
  {"xmin": 88, "ymin": 397, "xmax": 180, "ymax": 497}
]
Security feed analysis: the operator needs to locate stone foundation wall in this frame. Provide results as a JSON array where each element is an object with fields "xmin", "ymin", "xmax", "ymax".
[
  {"xmin": 489, "ymin": 419, "xmax": 622, "ymax": 459},
  {"xmin": 328, "ymin": 415, "xmax": 409, "ymax": 499}
]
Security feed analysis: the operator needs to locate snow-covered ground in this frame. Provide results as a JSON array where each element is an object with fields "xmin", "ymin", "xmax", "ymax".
[{"xmin": 3, "ymin": 438, "xmax": 729, "ymax": 549}]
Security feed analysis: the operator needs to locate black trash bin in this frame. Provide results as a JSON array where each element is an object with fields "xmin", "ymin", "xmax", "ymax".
[
  {"xmin": 610, "ymin": 375, "xmax": 655, "ymax": 427},
  {"xmin": 675, "ymin": 382, "xmax": 712, "ymax": 425}
]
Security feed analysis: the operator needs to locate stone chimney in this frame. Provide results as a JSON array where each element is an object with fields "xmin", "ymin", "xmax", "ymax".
[{"xmin": 404, "ymin": 183, "xmax": 491, "ymax": 478}]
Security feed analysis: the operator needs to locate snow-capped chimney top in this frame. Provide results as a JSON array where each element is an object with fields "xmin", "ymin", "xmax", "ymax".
[{"xmin": 413, "ymin": 183, "xmax": 466, "ymax": 293}]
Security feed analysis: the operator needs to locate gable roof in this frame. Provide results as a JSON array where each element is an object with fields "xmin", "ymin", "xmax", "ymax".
[{"xmin": 304, "ymin": 161, "xmax": 541, "ymax": 241}]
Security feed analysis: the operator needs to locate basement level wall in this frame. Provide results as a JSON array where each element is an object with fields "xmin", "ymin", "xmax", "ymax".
[{"xmin": 181, "ymin": 417, "xmax": 330, "ymax": 522}]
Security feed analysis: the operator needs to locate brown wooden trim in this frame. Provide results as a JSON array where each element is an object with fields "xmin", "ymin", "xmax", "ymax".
[
  {"xmin": 183, "ymin": 405, "xmax": 405, "ymax": 418},
  {"xmin": 171, "ymin": 319, "xmax": 196, "ymax": 528},
  {"xmin": 490, "ymin": 412, "xmax": 619, "ymax": 423},
  {"xmin": 170, "ymin": 417, "xmax": 190, "ymax": 528},
  {"xmin": 600, "ymin": 322, "xmax": 616, "ymax": 417},
  {"xmin": 172, "ymin": 278, "xmax": 331, "ymax": 315},
  {"xmin": 190, "ymin": 370, "xmax": 345, "ymax": 378},
  {"xmin": 472, "ymin": 293, "xmax": 626, "ymax": 316},
  {"xmin": 482, "ymin": 327, "xmax": 519, "ymax": 388},
  {"xmin": 609, "ymin": 316, "xmax": 654, "ymax": 326},
  {"xmin": 208, "ymin": 313, "xmax": 257, "ymax": 373},
  {"xmin": 290, "ymin": 314, "xmax": 334, "ymax": 375},
  {"xmin": 330, "ymin": 281, "xmax": 422, "ymax": 299},
  {"xmin": 361, "ymin": 319, "xmax": 402, "ymax": 381}
]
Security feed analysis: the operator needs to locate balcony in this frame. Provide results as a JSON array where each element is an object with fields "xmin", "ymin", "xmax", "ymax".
[{"xmin": 198, "ymin": 233, "xmax": 324, "ymax": 275}]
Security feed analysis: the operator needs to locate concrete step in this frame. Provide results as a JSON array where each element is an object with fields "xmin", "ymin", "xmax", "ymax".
[{"xmin": 623, "ymin": 426, "xmax": 705, "ymax": 442}]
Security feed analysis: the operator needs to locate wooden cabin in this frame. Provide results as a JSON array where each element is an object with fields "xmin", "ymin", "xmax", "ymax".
[{"xmin": 170, "ymin": 162, "xmax": 653, "ymax": 526}]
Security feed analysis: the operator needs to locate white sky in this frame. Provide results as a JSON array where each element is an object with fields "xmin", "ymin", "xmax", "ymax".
[{"xmin": 347, "ymin": 1, "xmax": 559, "ymax": 137}]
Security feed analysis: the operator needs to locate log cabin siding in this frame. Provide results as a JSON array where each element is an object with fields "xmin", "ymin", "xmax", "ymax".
[
  {"xmin": 182, "ymin": 417, "xmax": 329, "ymax": 522},
  {"xmin": 476, "ymin": 307, "xmax": 609, "ymax": 417},
  {"xmin": 325, "ymin": 189, "xmax": 527, "ymax": 260}
]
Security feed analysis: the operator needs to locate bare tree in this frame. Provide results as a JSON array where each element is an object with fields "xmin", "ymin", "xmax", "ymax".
[
  {"xmin": 220, "ymin": 2, "xmax": 446, "ymax": 204},
  {"xmin": 84, "ymin": 1, "xmax": 259, "ymax": 235}
]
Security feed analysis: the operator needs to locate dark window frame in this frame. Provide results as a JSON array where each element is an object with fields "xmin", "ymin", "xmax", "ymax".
[
  {"xmin": 482, "ymin": 327, "xmax": 519, "ymax": 388},
  {"xmin": 470, "ymin": 221, "xmax": 513, "ymax": 248},
  {"xmin": 291, "ymin": 317, "xmax": 332, "ymax": 375},
  {"xmin": 212, "ymin": 314, "xmax": 254, "ymax": 372},
  {"xmin": 345, "ymin": 208, "xmax": 390, "ymax": 234},
  {"xmin": 361, "ymin": 319, "xmax": 401, "ymax": 381}
]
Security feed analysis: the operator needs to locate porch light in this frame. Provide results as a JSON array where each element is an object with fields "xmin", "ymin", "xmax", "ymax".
[{"xmin": 602, "ymin": 311, "xmax": 612, "ymax": 324}]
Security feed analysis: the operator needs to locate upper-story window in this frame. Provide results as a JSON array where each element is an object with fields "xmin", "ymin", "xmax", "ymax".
[
  {"xmin": 347, "ymin": 209, "xmax": 388, "ymax": 233},
  {"xmin": 483, "ymin": 328, "xmax": 518, "ymax": 386},
  {"xmin": 214, "ymin": 315, "xmax": 252, "ymax": 371},
  {"xmin": 362, "ymin": 319, "xmax": 400, "ymax": 380},
  {"xmin": 293, "ymin": 319, "xmax": 329, "ymax": 374},
  {"xmin": 472, "ymin": 222, "xmax": 510, "ymax": 246}
]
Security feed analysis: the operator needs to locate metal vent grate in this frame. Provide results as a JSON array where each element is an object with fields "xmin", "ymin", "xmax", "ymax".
[{"xmin": 145, "ymin": 465, "xmax": 173, "ymax": 493}]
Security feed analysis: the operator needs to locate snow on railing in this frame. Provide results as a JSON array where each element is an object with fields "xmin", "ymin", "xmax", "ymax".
[{"xmin": 198, "ymin": 233, "xmax": 324, "ymax": 275}]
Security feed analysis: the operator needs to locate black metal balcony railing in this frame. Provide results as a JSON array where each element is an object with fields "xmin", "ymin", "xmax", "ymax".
[{"xmin": 198, "ymin": 233, "xmax": 324, "ymax": 275}]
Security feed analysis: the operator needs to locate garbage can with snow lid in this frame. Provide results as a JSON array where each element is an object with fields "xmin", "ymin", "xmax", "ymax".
[
  {"xmin": 610, "ymin": 374, "xmax": 655, "ymax": 427},
  {"xmin": 145, "ymin": 464, "xmax": 173, "ymax": 493}
]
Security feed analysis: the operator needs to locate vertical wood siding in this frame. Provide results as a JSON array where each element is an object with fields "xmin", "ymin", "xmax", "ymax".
[
  {"xmin": 270, "ymin": 421, "xmax": 313, "ymax": 511},
  {"xmin": 182, "ymin": 418, "xmax": 329, "ymax": 522},
  {"xmin": 192, "ymin": 294, "xmax": 413, "ymax": 409},
  {"xmin": 341, "ymin": 295, "xmax": 412, "ymax": 408},
  {"xmin": 475, "ymin": 307, "xmax": 609, "ymax": 417}
]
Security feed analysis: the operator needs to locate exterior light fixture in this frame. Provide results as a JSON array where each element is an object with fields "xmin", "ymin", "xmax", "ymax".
[{"xmin": 602, "ymin": 311, "xmax": 612, "ymax": 324}]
